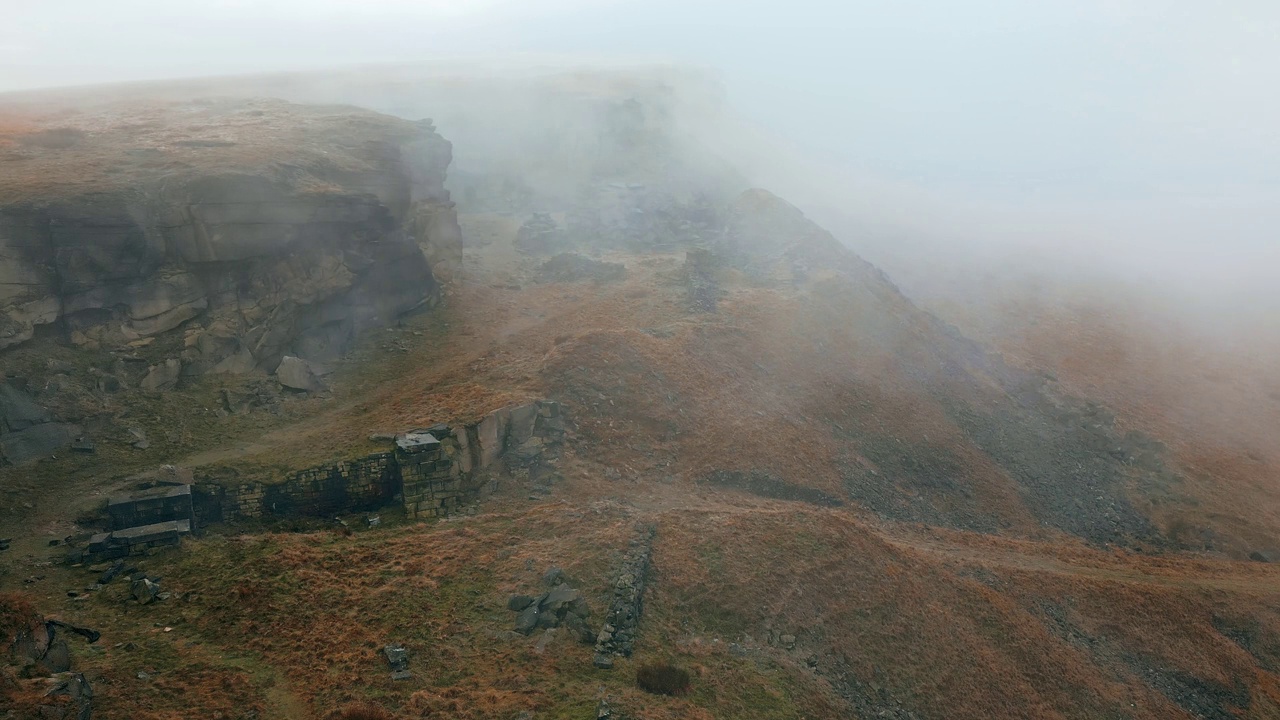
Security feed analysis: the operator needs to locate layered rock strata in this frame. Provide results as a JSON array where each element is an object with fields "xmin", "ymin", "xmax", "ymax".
[{"xmin": 0, "ymin": 99, "xmax": 462, "ymax": 371}]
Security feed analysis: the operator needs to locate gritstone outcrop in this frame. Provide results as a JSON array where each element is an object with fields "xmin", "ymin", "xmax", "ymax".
[{"xmin": 0, "ymin": 99, "xmax": 462, "ymax": 370}]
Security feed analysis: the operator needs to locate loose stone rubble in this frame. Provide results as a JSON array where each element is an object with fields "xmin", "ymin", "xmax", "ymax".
[
  {"xmin": 508, "ymin": 569, "xmax": 595, "ymax": 644},
  {"xmin": 4, "ymin": 605, "xmax": 100, "ymax": 719},
  {"xmin": 593, "ymin": 525, "xmax": 656, "ymax": 669}
]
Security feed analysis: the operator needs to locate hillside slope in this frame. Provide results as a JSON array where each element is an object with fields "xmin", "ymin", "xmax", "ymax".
[{"xmin": 6, "ymin": 186, "xmax": 1278, "ymax": 719}]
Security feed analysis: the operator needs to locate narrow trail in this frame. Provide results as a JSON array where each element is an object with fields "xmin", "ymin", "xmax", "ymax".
[{"xmin": 622, "ymin": 482, "xmax": 1280, "ymax": 598}]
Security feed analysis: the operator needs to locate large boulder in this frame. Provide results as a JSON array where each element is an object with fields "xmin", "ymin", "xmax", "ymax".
[
  {"xmin": 275, "ymin": 356, "xmax": 322, "ymax": 393},
  {"xmin": 0, "ymin": 383, "xmax": 78, "ymax": 464},
  {"xmin": 139, "ymin": 359, "xmax": 182, "ymax": 392}
]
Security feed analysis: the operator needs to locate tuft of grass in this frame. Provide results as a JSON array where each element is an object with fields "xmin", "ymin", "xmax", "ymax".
[
  {"xmin": 0, "ymin": 591, "xmax": 39, "ymax": 644},
  {"xmin": 328, "ymin": 701, "xmax": 396, "ymax": 720},
  {"xmin": 636, "ymin": 662, "xmax": 692, "ymax": 696}
]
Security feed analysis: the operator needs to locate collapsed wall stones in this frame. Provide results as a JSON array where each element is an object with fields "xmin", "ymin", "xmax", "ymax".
[{"xmin": 192, "ymin": 399, "xmax": 565, "ymax": 523}]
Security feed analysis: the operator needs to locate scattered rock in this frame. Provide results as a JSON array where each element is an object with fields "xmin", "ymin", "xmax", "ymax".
[
  {"xmin": 275, "ymin": 356, "xmax": 322, "ymax": 392},
  {"xmin": 52, "ymin": 621, "xmax": 99, "ymax": 646},
  {"xmin": 383, "ymin": 643, "xmax": 409, "ymax": 671},
  {"xmin": 514, "ymin": 604, "xmax": 541, "ymax": 635},
  {"xmin": 97, "ymin": 561, "xmax": 126, "ymax": 584},
  {"xmin": 563, "ymin": 612, "xmax": 594, "ymax": 644},
  {"xmin": 0, "ymin": 419, "xmax": 79, "ymax": 465},
  {"xmin": 542, "ymin": 566, "xmax": 565, "ymax": 587},
  {"xmin": 510, "ymin": 584, "xmax": 593, "ymax": 641},
  {"xmin": 140, "ymin": 359, "xmax": 182, "ymax": 392},
  {"xmin": 43, "ymin": 672, "xmax": 94, "ymax": 720},
  {"xmin": 130, "ymin": 577, "xmax": 159, "ymax": 605},
  {"xmin": 534, "ymin": 628, "xmax": 556, "ymax": 654},
  {"xmin": 534, "ymin": 253, "xmax": 625, "ymax": 284},
  {"xmin": 391, "ymin": 670, "xmax": 413, "ymax": 681},
  {"xmin": 1249, "ymin": 550, "xmax": 1272, "ymax": 563},
  {"xmin": 128, "ymin": 427, "xmax": 150, "ymax": 449},
  {"xmin": 542, "ymin": 586, "xmax": 580, "ymax": 612}
]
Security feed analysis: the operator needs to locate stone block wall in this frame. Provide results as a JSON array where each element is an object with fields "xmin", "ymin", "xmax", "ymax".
[
  {"xmin": 398, "ymin": 434, "xmax": 462, "ymax": 519},
  {"xmin": 232, "ymin": 483, "xmax": 266, "ymax": 519},
  {"xmin": 263, "ymin": 452, "xmax": 398, "ymax": 516},
  {"xmin": 87, "ymin": 519, "xmax": 192, "ymax": 561},
  {"xmin": 108, "ymin": 485, "xmax": 195, "ymax": 530},
  {"xmin": 195, "ymin": 399, "xmax": 564, "ymax": 522}
]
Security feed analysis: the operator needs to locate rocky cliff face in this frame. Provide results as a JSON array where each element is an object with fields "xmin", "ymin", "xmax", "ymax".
[
  {"xmin": 0, "ymin": 98, "xmax": 462, "ymax": 464},
  {"xmin": 0, "ymin": 99, "xmax": 462, "ymax": 371}
]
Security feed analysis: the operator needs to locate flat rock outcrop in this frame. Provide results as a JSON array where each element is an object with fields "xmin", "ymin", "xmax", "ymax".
[{"xmin": 0, "ymin": 99, "xmax": 462, "ymax": 373}]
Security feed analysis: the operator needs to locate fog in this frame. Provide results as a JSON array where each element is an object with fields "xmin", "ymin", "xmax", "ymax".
[{"xmin": 4, "ymin": 0, "xmax": 1279, "ymax": 346}]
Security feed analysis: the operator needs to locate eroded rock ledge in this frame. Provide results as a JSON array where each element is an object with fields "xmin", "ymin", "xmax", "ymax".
[{"xmin": 0, "ymin": 98, "xmax": 462, "ymax": 373}]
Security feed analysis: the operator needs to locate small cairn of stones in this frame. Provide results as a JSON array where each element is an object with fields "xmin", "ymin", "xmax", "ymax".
[
  {"xmin": 593, "ymin": 525, "xmax": 656, "ymax": 669},
  {"xmin": 508, "ymin": 567, "xmax": 594, "ymax": 643},
  {"xmin": 514, "ymin": 212, "xmax": 568, "ymax": 255}
]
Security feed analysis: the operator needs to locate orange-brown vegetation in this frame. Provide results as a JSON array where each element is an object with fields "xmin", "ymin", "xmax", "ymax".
[
  {"xmin": 956, "ymin": 295, "xmax": 1280, "ymax": 554},
  {"xmin": 4, "ymin": 203, "xmax": 1279, "ymax": 718},
  {"xmin": 0, "ymin": 98, "xmax": 423, "ymax": 203},
  {"xmin": 328, "ymin": 702, "xmax": 396, "ymax": 720}
]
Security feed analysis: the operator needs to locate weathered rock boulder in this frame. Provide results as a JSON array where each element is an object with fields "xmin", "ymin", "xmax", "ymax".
[
  {"xmin": 0, "ymin": 382, "xmax": 80, "ymax": 463},
  {"xmin": 139, "ymin": 359, "xmax": 182, "ymax": 392},
  {"xmin": 42, "ymin": 672, "xmax": 94, "ymax": 720},
  {"xmin": 0, "ymin": 98, "xmax": 462, "ymax": 372},
  {"xmin": 275, "ymin": 356, "xmax": 322, "ymax": 393}
]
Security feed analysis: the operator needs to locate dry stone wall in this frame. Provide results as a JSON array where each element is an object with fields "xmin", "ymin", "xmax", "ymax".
[{"xmin": 593, "ymin": 524, "xmax": 656, "ymax": 669}]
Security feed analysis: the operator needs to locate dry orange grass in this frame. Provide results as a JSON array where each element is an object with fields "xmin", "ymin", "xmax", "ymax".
[
  {"xmin": 649, "ymin": 506, "xmax": 1280, "ymax": 719},
  {"xmin": 985, "ymin": 300, "xmax": 1280, "ymax": 555}
]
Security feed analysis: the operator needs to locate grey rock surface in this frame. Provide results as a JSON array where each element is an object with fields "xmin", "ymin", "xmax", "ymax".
[
  {"xmin": 139, "ymin": 359, "xmax": 182, "ymax": 392},
  {"xmin": 275, "ymin": 356, "xmax": 321, "ymax": 392},
  {"xmin": 0, "ymin": 99, "xmax": 459, "ymax": 369},
  {"xmin": 0, "ymin": 99, "xmax": 465, "ymax": 464},
  {"xmin": 594, "ymin": 525, "xmax": 655, "ymax": 665},
  {"xmin": 130, "ymin": 577, "xmax": 159, "ymax": 605}
]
